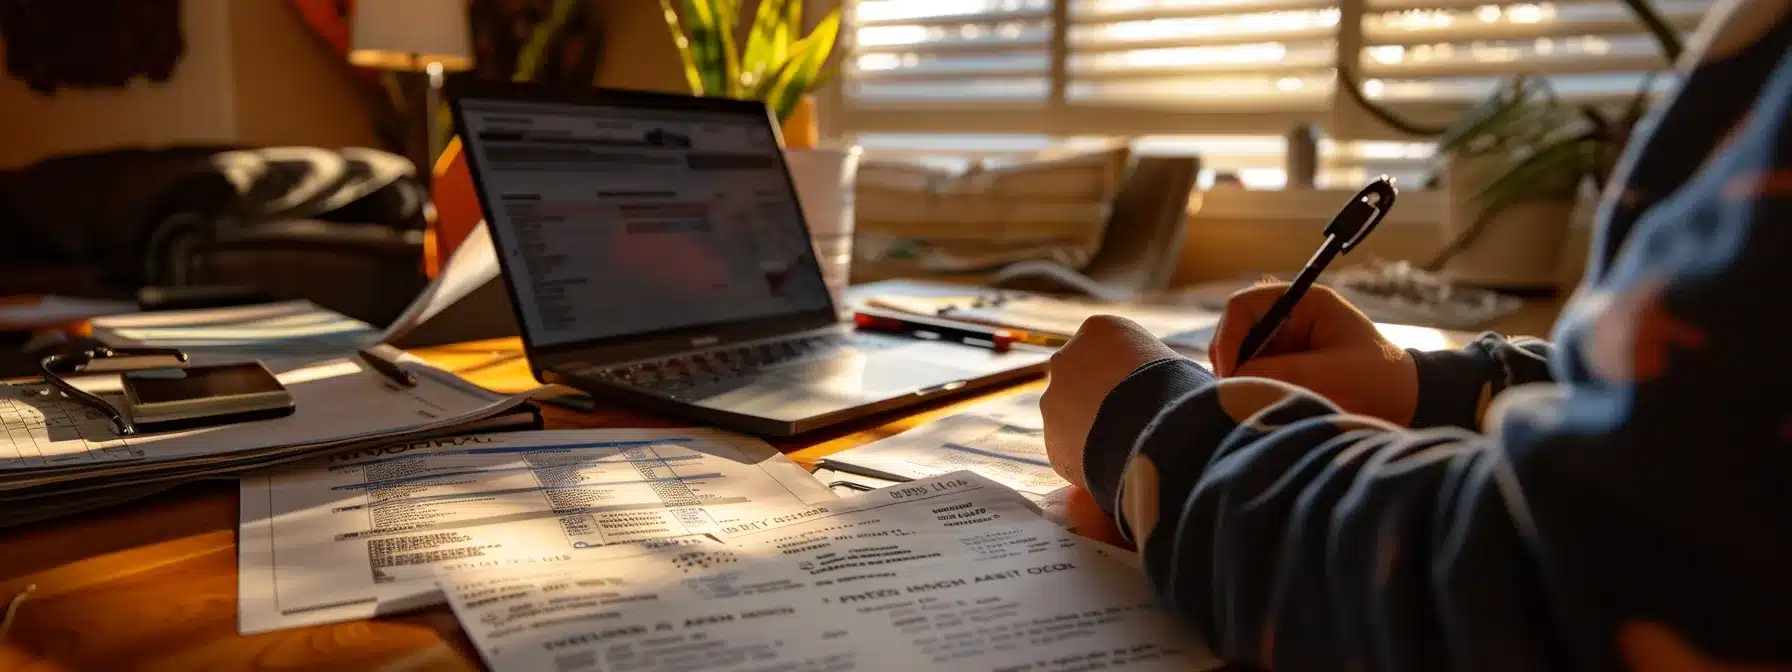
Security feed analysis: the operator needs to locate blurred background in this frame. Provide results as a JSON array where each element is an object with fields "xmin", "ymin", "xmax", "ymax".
[{"xmin": 0, "ymin": 0, "xmax": 1716, "ymax": 370}]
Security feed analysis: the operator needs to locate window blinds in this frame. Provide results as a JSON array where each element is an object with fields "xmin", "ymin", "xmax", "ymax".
[{"xmin": 837, "ymin": 0, "xmax": 1711, "ymax": 139}]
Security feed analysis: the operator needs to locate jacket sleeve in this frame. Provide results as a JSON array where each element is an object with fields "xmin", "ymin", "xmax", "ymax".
[
  {"xmin": 1079, "ymin": 41, "xmax": 1792, "ymax": 670},
  {"xmin": 1407, "ymin": 336, "xmax": 1555, "ymax": 430}
]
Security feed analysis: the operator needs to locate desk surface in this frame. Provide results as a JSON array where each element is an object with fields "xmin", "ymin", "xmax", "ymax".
[
  {"xmin": 0, "ymin": 296, "xmax": 1563, "ymax": 669},
  {"xmin": 0, "ymin": 338, "xmax": 1117, "ymax": 671}
]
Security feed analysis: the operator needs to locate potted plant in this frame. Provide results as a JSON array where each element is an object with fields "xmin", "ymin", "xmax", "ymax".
[
  {"xmin": 656, "ymin": 0, "xmax": 841, "ymax": 148},
  {"xmin": 658, "ymin": 0, "xmax": 856, "ymax": 307},
  {"xmin": 1340, "ymin": 0, "xmax": 1684, "ymax": 290}
]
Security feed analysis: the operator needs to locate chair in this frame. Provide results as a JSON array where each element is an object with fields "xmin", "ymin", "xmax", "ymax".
[
  {"xmin": 146, "ymin": 147, "xmax": 430, "ymax": 325},
  {"xmin": 988, "ymin": 156, "xmax": 1200, "ymax": 302}
]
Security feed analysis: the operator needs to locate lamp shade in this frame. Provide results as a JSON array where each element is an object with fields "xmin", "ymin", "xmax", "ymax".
[{"xmin": 348, "ymin": 0, "xmax": 473, "ymax": 72}]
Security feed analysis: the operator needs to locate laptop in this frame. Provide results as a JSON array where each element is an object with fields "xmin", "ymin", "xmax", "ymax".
[{"xmin": 448, "ymin": 82, "xmax": 1050, "ymax": 436}]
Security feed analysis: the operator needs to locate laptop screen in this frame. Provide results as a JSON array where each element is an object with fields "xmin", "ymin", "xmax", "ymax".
[{"xmin": 456, "ymin": 96, "xmax": 832, "ymax": 348}]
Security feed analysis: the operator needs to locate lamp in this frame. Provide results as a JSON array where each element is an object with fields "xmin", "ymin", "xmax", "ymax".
[{"xmin": 348, "ymin": 0, "xmax": 473, "ymax": 162}]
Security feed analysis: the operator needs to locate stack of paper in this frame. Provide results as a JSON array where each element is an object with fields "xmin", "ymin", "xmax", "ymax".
[
  {"xmin": 0, "ymin": 352, "xmax": 538, "ymax": 526},
  {"xmin": 89, "ymin": 300, "xmax": 384, "ymax": 363},
  {"xmin": 236, "ymin": 428, "xmax": 835, "ymax": 632},
  {"xmin": 439, "ymin": 471, "xmax": 1220, "ymax": 671},
  {"xmin": 814, "ymin": 390, "xmax": 1078, "ymax": 525},
  {"xmin": 230, "ymin": 430, "xmax": 1218, "ymax": 669},
  {"xmin": 863, "ymin": 290, "xmax": 1221, "ymax": 352}
]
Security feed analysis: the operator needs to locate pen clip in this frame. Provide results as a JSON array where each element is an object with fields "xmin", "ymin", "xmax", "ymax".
[{"xmin": 1325, "ymin": 176, "xmax": 1398, "ymax": 253}]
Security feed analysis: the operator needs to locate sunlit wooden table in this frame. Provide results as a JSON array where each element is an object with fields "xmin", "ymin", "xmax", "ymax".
[
  {"xmin": 0, "ymin": 288, "xmax": 1564, "ymax": 669},
  {"xmin": 0, "ymin": 337, "xmax": 1114, "ymax": 671}
]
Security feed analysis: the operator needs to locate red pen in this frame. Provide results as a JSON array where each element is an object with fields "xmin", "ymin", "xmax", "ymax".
[{"xmin": 853, "ymin": 310, "xmax": 1016, "ymax": 353}]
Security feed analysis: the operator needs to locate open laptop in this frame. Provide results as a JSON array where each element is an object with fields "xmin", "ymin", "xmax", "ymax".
[{"xmin": 448, "ymin": 82, "xmax": 1050, "ymax": 436}]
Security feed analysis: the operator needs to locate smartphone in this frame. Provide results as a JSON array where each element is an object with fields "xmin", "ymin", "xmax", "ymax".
[{"xmin": 121, "ymin": 362, "xmax": 295, "ymax": 432}]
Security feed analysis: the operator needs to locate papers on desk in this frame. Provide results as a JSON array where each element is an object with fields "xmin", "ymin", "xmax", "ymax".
[
  {"xmin": 378, "ymin": 220, "xmax": 504, "ymax": 345},
  {"xmin": 0, "ymin": 295, "xmax": 138, "ymax": 331},
  {"xmin": 817, "ymin": 390, "xmax": 1076, "ymax": 525},
  {"xmin": 0, "ymin": 353, "xmax": 538, "ymax": 524},
  {"xmin": 237, "ymin": 428, "xmax": 834, "ymax": 633},
  {"xmin": 865, "ymin": 291, "xmax": 1220, "ymax": 352},
  {"xmin": 90, "ymin": 300, "xmax": 382, "ymax": 362},
  {"xmin": 441, "ymin": 471, "xmax": 1217, "ymax": 671}
]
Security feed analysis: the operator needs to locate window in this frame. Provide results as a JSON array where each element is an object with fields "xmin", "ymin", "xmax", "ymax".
[{"xmin": 830, "ymin": 0, "xmax": 1714, "ymax": 188}]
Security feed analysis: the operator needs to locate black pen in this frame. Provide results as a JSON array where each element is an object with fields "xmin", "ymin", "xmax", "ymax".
[
  {"xmin": 358, "ymin": 348, "xmax": 418, "ymax": 388},
  {"xmin": 1234, "ymin": 177, "xmax": 1398, "ymax": 367}
]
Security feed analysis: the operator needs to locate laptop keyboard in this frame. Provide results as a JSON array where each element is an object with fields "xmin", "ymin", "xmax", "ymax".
[{"xmin": 579, "ymin": 334, "xmax": 854, "ymax": 398}]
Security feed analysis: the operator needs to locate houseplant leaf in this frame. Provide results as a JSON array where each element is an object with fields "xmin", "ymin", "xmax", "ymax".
[
  {"xmin": 514, "ymin": 0, "xmax": 579, "ymax": 82},
  {"xmin": 762, "ymin": 8, "xmax": 840, "ymax": 120},
  {"xmin": 714, "ymin": 0, "xmax": 743, "ymax": 97},
  {"xmin": 1472, "ymin": 132, "xmax": 1594, "ymax": 210},
  {"xmin": 681, "ymin": 0, "xmax": 727, "ymax": 96},
  {"xmin": 743, "ymin": 0, "xmax": 796, "ymax": 92},
  {"xmin": 657, "ymin": 0, "xmax": 705, "ymax": 95}
]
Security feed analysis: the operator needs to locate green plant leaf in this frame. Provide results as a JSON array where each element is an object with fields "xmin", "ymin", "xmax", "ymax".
[
  {"xmin": 743, "ymin": 0, "xmax": 796, "ymax": 92},
  {"xmin": 514, "ymin": 0, "xmax": 579, "ymax": 82},
  {"xmin": 763, "ymin": 8, "xmax": 839, "ymax": 120},
  {"xmin": 1472, "ymin": 133, "xmax": 1594, "ymax": 214},
  {"xmin": 715, "ymin": 0, "xmax": 743, "ymax": 97},
  {"xmin": 682, "ymin": 0, "xmax": 728, "ymax": 96},
  {"xmin": 658, "ymin": 0, "xmax": 705, "ymax": 95},
  {"xmin": 747, "ymin": 53, "xmax": 804, "ymax": 100}
]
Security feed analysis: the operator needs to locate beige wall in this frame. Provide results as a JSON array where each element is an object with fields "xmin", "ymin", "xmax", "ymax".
[
  {"xmin": 227, "ymin": 0, "xmax": 381, "ymax": 150},
  {"xmin": 0, "ymin": 0, "xmax": 379, "ymax": 170},
  {"xmin": 592, "ymin": 1, "xmax": 695, "ymax": 94}
]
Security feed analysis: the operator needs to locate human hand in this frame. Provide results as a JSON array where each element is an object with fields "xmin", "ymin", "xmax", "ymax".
[
  {"xmin": 1041, "ymin": 315, "xmax": 1181, "ymax": 490},
  {"xmin": 1208, "ymin": 284, "xmax": 1418, "ymax": 424}
]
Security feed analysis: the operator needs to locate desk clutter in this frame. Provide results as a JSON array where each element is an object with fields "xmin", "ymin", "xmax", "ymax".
[
  {"xmin": 234, "ymin": 423, "xmax": 1219, "ymax": 670},
  {"xmin": 5, "ymin": 292, "xmax": 1222, "ymax": 670}
]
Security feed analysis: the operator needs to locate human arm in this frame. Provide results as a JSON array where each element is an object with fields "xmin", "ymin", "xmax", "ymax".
[
  {"xmin": 1205, "ymin": 284, "xmax": 1555, "ymax": 430},
  {"xmin": 1045, "ymin": 31, "xmax": 1792, "ymax": 666}
]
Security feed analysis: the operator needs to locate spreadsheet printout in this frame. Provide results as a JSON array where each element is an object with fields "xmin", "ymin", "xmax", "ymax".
[{"xmin": 237, "ymin": 428, "xmax": 834, "ymax": 633}]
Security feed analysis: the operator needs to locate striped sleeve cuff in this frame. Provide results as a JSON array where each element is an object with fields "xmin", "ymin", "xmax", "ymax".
[{"xmin": 1082, "ymin": 357, "xmax": 1215, "ymax": 522}]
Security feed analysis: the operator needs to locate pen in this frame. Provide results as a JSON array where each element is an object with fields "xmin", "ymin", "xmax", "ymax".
[
  {"xmin": 358, "ymin": 348, "xmax": 419, "ymax": 388},
  {"xmin": 1233, "ymin": 176, "xmax": 1398, "ymax": 367},
  {"xmin": 853, "ymin": 310, "xmax": 1016, "ymax": 353}
]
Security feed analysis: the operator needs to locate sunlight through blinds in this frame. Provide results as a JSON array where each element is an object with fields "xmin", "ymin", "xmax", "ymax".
[{"xmin": 1356, "ymin": 0, "xmax": 1711, "ymax": 119}]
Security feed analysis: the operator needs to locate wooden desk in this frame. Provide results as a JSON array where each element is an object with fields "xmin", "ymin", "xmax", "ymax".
[
  {"xmin": 0, "ymin": 338, "xmax": 1115, "ymax": 671},
  {"xmin": 0, "ymin": 290, "xmax": 1564, "ymax": 669}
]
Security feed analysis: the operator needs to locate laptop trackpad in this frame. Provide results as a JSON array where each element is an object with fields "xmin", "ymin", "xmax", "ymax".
[
  {"xmin": 693, "ymin": 351, "xmax": 977, "ymax": 421},
  {"xmin": 769, "ymin": 351, "xmax": 975, "ymax": 397}
]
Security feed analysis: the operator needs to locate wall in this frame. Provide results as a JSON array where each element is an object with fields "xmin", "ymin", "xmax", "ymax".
[
  {"xmin": 0, "ymin": 0, "xmax": 379, "ymax": 170},
  {"xmin": 227, "ymin": 0, "xmax": 380, "ymax": 150},
  {"xmin": 0, "ymin": 0, "xmax": 235, "ymax": 169},
  {"xmin": 592, "ymin": 1, "xmax": 688, "ymax": 93}
]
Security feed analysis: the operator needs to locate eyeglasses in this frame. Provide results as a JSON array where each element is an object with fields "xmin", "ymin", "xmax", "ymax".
[{"xmin": 38, "ymin": 346, "xmax": 189, "ymax": 436}]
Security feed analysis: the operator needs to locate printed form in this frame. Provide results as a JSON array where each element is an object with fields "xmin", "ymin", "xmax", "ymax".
[
  {"xmin": 237, "ymin": 428, "xmax": 833, "ymax": 633},
  {"xmin": 817, "ymin": 391, "xmax": 1075, "ymax": 521},
  {"xmin": 442, "ymin": 471, "xmax": 1219, "ymax": 671}
]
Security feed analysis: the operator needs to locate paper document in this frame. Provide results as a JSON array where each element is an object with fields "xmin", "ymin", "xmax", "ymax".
[
  {"xmin": 441, "ymin": 471, "xmax": 1217, "ymax": 671},
  {"xmin": 237, "ymin": 428, "xmax": 834, "ymax": 633},
  {"xmin": 866, "ymin": 292, "xmax": 1219, "ymax": 349},
  {"xmin": 90, "ymin": 300, "xmax": 381, "ymax": 361},
  {"xmin": 379, "ymin": 220, "xmax": 503, "ymax": 344},
  {"xmin": 820, "ymin": 391, "xmax": 1075, "ymax": 524},
  {"xmin": 0, "ymin": 354, "xmax": 517, "ymax": 477},
  {"xmin": 0, "ymin": 295, "xmax": 137, "ymax": 330}
]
